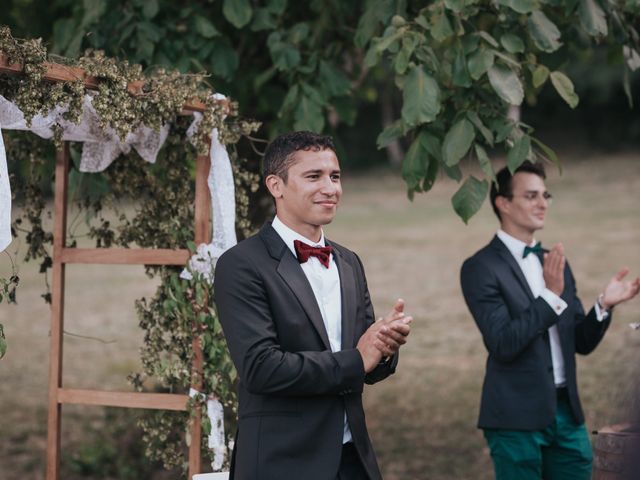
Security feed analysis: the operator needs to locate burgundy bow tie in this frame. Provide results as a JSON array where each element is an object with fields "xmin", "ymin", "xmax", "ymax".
[{"xmin": 294, "ymin": 240, "xmax": 332, "ymax": 268}]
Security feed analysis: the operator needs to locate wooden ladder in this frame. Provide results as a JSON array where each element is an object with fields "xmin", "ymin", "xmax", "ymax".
[{"xmin": 46, "ymin": 141, "xmax": 211, "ymax": 479}]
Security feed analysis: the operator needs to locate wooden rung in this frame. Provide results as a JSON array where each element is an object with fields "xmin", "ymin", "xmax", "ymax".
[
  {"xmin": 58, "ymin": 388, "xmax": 189, "ymax": 411},
  {"xmin": 60, "ymin": 248, "xmax": 190, "ymax": 265}
]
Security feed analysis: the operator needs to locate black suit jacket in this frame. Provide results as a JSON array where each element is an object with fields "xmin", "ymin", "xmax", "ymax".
[
  {"xmin": 214, "ymin": 223, "xmax": 396, "ymax": 480},
  {"xmin": 460, "ymin": 236, "xmax": 611, "ymax": 430}
]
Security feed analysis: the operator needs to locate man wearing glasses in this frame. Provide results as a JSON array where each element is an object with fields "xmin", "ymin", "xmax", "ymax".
[{"xmin": 460, "ymin": 161, "xmax": 639, "ymax": 479}]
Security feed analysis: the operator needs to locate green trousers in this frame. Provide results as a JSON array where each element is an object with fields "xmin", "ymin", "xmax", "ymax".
[{"xmin": 483, "ymin": 390, "xmax": 593, "ymax": 480}]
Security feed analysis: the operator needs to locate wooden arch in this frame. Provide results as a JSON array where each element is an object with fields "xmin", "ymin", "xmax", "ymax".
[{"xmin": 1, "ymin": 54, "xmax": 225, "ymax": 479}]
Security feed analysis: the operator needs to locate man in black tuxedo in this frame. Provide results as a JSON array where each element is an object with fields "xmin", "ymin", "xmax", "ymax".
[
  {"xmin": 460, "ymin": 161, "xmax": 639, "ymax": 480},
  {"xmin": 215, "ymin": 131, "xmax": 412, "ymax": 479}
]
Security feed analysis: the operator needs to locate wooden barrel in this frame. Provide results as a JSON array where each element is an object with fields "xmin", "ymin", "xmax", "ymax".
[{"xmin": 592, "ymin": 423, "xmax": 640, "ymax": 480}]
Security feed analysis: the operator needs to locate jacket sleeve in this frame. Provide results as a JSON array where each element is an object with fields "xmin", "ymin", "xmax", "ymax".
[
  {"xmin": 214, "ymin": 248, "xmax": 365, "ymax": 397},
  {"xmin": 352, "ymin": 252, "xmax": 398, "ymax": 385},
  {"xmin": 460, "ymin": 255, "xmax": 560, "ymax": 363},
  {"xmin": 567, "ymin": 264, "xmax": 612, "ymax": 355}
]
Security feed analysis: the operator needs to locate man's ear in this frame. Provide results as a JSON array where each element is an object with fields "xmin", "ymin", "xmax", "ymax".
[
  {"xmin": 495, "ymin": 195, "xmax": 509, "ymax": 216},
  {"xmin": 265, "ymin": 174, "xmax": 283, "ymax": 199}
]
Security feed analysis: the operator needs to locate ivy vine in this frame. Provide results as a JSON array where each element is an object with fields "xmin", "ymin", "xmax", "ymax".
[{"xmin": 1, "ymin": 26, "xmax": 260, "ymax": 475}]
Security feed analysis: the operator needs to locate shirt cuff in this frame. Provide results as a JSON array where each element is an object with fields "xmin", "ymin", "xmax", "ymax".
[
  {"xmin": 540, "ymin": 288, "xmax": 568, "ymax": 316},
  {"xmin": 594, "ymin": 301, "xmax": 609, "ymax": 322}
]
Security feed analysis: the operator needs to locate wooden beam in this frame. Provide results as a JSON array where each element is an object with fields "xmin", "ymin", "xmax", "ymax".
[
  {"xmin": 188, "ymin": 151, "xmax": 212, "ymax": 477},
  {"xmin": 58, "ymin": 388, "xmax": 189, "ymax": 411},
  {"xmin": 60, "ymin": 247, "xmax": 190, "ymax": 265},
  {"xmin": 46, "ymin": 143, "xmax": 70, "ymax": 480},
  {"xmin": 0, "ymin": 53, "xmax": 216, "ymax": 113}
]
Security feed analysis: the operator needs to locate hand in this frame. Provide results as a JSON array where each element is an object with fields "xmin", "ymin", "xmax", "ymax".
[
  {"xmin": 375, "ymin": 299, "xmax": 412, "ymax": 357},
  {"xmin": 543, "ymin": 243, "xmax": 565, "ymax": 296},
  {"xmin": 356, "ymin": 298, "xmax": 411, "ymax": 372},
  {"xmin": 600, "ymin": 267, "xmax": 640, "ymax": 310}
]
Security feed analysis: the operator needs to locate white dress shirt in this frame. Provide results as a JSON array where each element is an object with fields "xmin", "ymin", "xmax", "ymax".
[{"xmin": 271, "ymin": 216, "xmax": 352, "ymax": 443}]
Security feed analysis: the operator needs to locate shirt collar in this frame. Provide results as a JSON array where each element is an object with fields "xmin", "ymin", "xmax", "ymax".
[
  {"xmin": 496, "ymin": 229, "xmax": 537, "ymax": 261},
  {"xmin": 272, "ymin": 215, "xmax": 326, "ymax": 256}
]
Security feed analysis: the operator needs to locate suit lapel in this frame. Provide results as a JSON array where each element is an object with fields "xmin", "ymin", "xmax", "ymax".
[
  {"xmin": 490, "ymin": 236, "xmax": 535, "ymax": 300},
  {"xmin": 328, "ymin": 240, "xmax": 357, "ymax": 349},
  {"xmin": 260, "ymin": 224, "xmax": 332, "ymax": 350}
]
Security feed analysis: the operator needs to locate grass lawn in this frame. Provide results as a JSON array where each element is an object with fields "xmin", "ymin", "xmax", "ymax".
[{"xmin": 1, "ymin": 152, "xmax": 639, "ymax": 479}]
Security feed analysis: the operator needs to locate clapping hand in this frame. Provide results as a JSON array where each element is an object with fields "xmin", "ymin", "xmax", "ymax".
[
  {"xmin": 374, "ymin": 298, "xmax": 412, "ymax": 358},
  {"xmin": 600, "ymin": 267, "xmax": 640, "ymax": 310},
  {"xmin": 356, "ymin": 298, "xmax": 412, "ymax": 373}
]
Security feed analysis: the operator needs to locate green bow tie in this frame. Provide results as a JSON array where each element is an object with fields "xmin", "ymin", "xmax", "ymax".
[{"xmin": 523, "ymin": 242, "xmax": 542, "ymax": 258}]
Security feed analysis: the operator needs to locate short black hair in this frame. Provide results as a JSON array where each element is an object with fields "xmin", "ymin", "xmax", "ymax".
[
  {"xmin": 262, "ymin": 131, "xmax": 336, "ymax": 182},
  {"xmin": 490, "ymin": 161, "xmax": 546, "ymax": 220}
]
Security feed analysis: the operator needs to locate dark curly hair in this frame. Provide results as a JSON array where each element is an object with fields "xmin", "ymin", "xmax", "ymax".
[{"xmin": 262, "ymin": 131, "xmax": 336, "ymax": 183}]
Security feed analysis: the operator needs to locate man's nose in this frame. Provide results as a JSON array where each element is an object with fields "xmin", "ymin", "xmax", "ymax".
[{"xmin": 319, "ymin": 177, "xmax": 338, "ymax": 194}]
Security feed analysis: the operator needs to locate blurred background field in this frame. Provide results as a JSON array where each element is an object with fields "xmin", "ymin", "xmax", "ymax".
[{"xmin": 1, "ymin": 151, "xmax": 638, "ymax": 480}]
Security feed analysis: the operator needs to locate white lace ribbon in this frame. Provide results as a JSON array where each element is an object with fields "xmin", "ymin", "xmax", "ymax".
[
  {"xmin": 189, "ymin": 388, "xmax": 227, "ymax": 471},
  {"xmin": 181, "ymin": 95, "xmax": 237, "ymax": 283},
  {"xmin": 0, "ymin": 125, "xmax": 10, "ymax": 252}
]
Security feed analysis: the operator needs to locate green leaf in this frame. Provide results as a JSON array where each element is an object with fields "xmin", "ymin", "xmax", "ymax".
[
  {"xmin": 266, "ymin": 0, "xmax": 287, "ymax": 15},
  {"xmin": 476, "ymin": 31, "xmax": 499, "ymax": 48},
  {"xmin": 550, "ymin": 71, "xmax": 579, "ymax": 108},
  {"xmin": 402, "ymin": 134, "xmax": 429, "ymax": 190},
  {"xmin": 0, "ymin": 333, "xmax": 6, "ymax": 359},
  {"xmin": 142, "ymin": 0, "xmax": 159, "ymax": 19},
  {"xmin": 289, "ymin": 22, "xmax": 310, "ymax": 45},
  {"xmin": 401, "ymin": 66, "xmax": 441, "ymax": 127},
  {"xmin": 375, "ymin": 27, "xmax": 404, "ymax": 53},
  {"xmin": 251, "ymin": 8, "xmax": 277, "ymax": 31},
  {"xmin": 194, "ymin": 15, "xmax": 220, "ymax": 38},
  {"xmin": 268, "ymin": 33, "xmax": 301, "ymax": 71},
  {"xmin": 443, "ymin": 163, "xmax": 462, "ymax": 182},
  {"xmin": 452, "ymin": 176, "xmax": 489, "ymax": 224},
  {"xmin": 430, "ymin": 9, "xmax": 454, "ymax": 42},
  {"xmin": 453, "ymin": 47, "xmax": 472, "ymax": 87},
  {"xmin": 319, "ymin": 61, "xmax": 351, "ymax": 97},
  {"xmin": 394, "ymin": 35, "xmax": 417, "ymax": 75},
  {"xmin": 488, "ymin": 65, "xmax": 524, "ymax": 105},
  {"xmin": 444, "ymin": 0, "xmax": 464, "ymax": 12},
  {"xmin": 507, "ymin": 134, "xmax": 532, "ymax": 173},
  {"xmin": 210, "ymin": 41, "xmax": 239, "ymax": 79},
  {"xmin": 442, "ymin": 119, "xmax": 475, "ymax": 166},
  {"xmin": 280, "ymin": 84, "xmax": 299, "ymax": 114},
  {"xmin": 531, "ymin": 137, "xmax": 562, "ymax": 174},
  {"xmin": 294, "ymin": 95, "xmax": 324, "ymax": 132},
  {"xmin": 528, "ymin": 11, "xmax": 562, "ymax": 53},
  {"xmin": 500, "ymin": 33, "xmax": 525, "ymax": 54},
  {"xmin": 377, "ymin": 120, "xmax": 405, "ymax": 149},
  {"xmin": 467, "ymin": 49, "xmax": 494, "ymax": 80},
  {"xmin": 467, "ymin": 111, "xmax": 494, "ymax": 146},
  {"xmin": 355, "ymin": 4, "xmax": 381, "ymax": 48},
  {"xmin": 498, "ymin": 0, "xmax": 536, "ymax": 14},
  {"xmin": 532, "ymin": 65, "xmax": 550, "ymax": 88},
  {"xmin": 223, "ymin": 0, "xmax": 253, "ymax": 28},
  {"xmin": 579, "ymin": 0, "xmax": 608, "ymax": 36},
  {"xmin": 475, "ymin": 144, "xmax": 495, "ymax": 182}
]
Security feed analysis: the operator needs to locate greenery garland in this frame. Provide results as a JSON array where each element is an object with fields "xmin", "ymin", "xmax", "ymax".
[{"xmin": 0, "ymin": 25, "xmax": 260, "ymax": 474}]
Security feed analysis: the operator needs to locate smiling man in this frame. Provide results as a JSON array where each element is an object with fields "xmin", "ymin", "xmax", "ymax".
[
  {"xmin": 460, "ymin": 161, "xmax": 640, "ymax": 480},
  {"xmin": 214, "ymin": 131, "xmax": 412, "ymax": 480}
]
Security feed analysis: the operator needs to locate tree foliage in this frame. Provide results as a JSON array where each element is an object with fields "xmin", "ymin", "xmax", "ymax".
[{"xmin": 3, "ymin": 0, "xmax": 639, "ymax": 220}]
